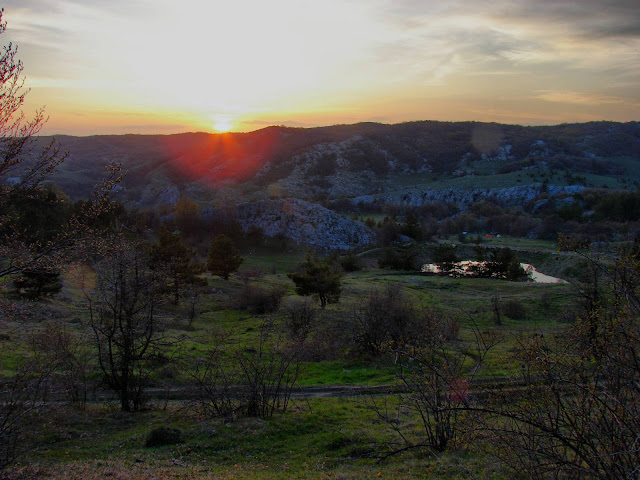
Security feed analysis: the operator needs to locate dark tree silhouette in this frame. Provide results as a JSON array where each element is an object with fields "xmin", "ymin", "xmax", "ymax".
[
  {"xmin": 0, "ymin": 7, "xmax": 121, "ymax": 280},
  {"xmin": 148, "ymin": 226, "xmax": 203, "ymax": 304},
  {"xmin": 86, "ymin": 242, "xmax": 172, "ymax": 412},
  {"xmin": 288, "ymin": 251, "xmax": 342, "ymax": 309},
  {"xmin": 207, "ymin": 234, "xmax": 243, "ymax": 280}
]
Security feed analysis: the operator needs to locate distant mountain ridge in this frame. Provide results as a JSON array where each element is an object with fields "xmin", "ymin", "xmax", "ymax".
[{"xmin": 33, "ymin": 120, "xmax": 639, "ymax": 209}]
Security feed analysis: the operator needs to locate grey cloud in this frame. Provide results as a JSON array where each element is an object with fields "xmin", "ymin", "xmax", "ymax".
[
  {"xmin": 382, "ymin": 0, "xmax": 640, "ymax": 39},
  {"xmin": 493, "ymin": 0, "xmax": 640, "ymax": 40},
  {"xmin": 374, "ymin": 25, "xmax": 543, "ymax": 81}
]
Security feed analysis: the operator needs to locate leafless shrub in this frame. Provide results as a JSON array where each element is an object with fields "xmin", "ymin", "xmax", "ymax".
[
  {"xmin": 192, "ymin": 321, "xmax": 302, "ymax": 419},
  {"xmin": 283, "ymin": 299, "xmax": 317, "ymax": 343},
  {"xmin": 363, "ymin": 323, "xmax": 500, "ymax": 457},
  {"xmin": 236, "ymin": 269, "xmax": 265, "ymax": 285},
  {"xmin": 31, "ymin": 323, "xmax": 93, "ymax": 408},
  {"xmin": 350, "ymin": 285, "xmax": 456, "ymax": 358},
  {"xmin": 485, "ymin": 241, "xmax": 640, "ymax": 479},
  {"xmin": 0, "ymin": 336, "xmax": 62, "ymax": 469},
  {"xmin": 85, "ymin": 241, "xmax": 178, "ymax": 412}
]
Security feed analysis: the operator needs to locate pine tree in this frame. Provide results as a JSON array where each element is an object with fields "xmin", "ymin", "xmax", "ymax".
[
  {"xmin": 288, "ymin": 251, "xmax": 342, "ymax": 309},
  {"xmin": 207, "ymin": 234, "xmax": 243, "ymax": 280},
  {"xmin": 149, "ymin": 227, "xmax": 203, "ymax": 304},
  {"xmin": 13, "ymin": 268, "xmax": 62, "ymax": 298}
]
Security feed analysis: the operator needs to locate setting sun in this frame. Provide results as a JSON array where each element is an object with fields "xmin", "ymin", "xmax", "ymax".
[
  {"xmin": 6, "ymin": 0, "xmax": 639, "ymax": 135},
  {"xmin": 212, "ymin": 117, "xmax": 233, "ymax": 133}
]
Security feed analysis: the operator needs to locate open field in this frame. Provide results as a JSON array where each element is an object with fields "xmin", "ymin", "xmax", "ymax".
[
  {"xmin": 0, "ymin": 235, "xmax": 584, "ymax": 478},
  {"xmin": 1, "ymin": 398, "xmax": 508, "ymax": 480}
]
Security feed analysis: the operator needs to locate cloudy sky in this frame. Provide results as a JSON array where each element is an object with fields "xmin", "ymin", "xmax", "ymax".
[{"xmin": 3, "ymin": 0, "xmax": 639, "ymax": 135}]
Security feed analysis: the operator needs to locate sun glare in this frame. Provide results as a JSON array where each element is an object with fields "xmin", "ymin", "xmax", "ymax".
[{"xmin": 212, "ymin": 117, "xmax": 233, "ymax": 133}]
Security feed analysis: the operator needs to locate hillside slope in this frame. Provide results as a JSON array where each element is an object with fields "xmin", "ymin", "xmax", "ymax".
[{"xmin": 16, "ymin": 121, "xmax": 636, "ymax": 218}]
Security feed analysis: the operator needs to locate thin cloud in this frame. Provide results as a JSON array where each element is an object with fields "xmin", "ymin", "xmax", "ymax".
[
  {"xmin": 535, "ymin": 91, "xmax": 637, "ymax": 107},
  {"xmin": 242, "ymin": 120, "xmax": 318, "ymax": 128}
]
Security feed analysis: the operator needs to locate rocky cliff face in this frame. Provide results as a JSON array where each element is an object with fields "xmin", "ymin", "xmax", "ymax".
[
  {"xmin": 233, "ymin": 198, "xmax": 374, "ymax": 250},
  {"xmin": 352, "ymin": 184, "xmax": 586, "ymax": 208}
]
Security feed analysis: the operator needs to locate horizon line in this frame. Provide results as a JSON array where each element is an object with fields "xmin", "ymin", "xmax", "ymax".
[{"xmin": 38, "ymin": 118, "xmax": 639, "ymax": 138}]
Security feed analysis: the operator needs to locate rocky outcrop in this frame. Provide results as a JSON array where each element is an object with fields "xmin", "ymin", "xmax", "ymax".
[
  {"xmin": 233, "ymin": 198, "xmax": 374, "ymax": 250},
  {"xmin": 353, "ymin": 184, "xmax": 586, "ymax": 208},
  {"xmin": 137, "ymin": 181, "xmax": 180, "ymax": 208}
]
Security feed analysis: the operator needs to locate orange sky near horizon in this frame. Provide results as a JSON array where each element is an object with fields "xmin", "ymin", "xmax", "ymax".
[{"xmin": 3, "ymin": 0, "xmax": 639, "ymax": 136}]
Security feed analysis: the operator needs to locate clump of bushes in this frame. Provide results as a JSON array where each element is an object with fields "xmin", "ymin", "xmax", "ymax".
[
  {"xmin": 145, "ymin": 427, "xmax": 183, "ymax": 447},
  {"xmin": 502, "ymin": 299, "xmax": 527, "ymax": 319},
  {"xmin": 236, "ymin": 283, "xmax": 286, "ymax": 314}
]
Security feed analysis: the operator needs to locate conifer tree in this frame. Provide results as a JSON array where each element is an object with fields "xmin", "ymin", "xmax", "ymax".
[
  {"xmin": 288, "ymin": 250, "xmax": 342, "ymax": 309},
  {"xmin": 149, "ymin": 227, "xmax": 203, "ymax": 303},
  {"xmin": 207, "ymin": 234, "xmax": 243, "ymax": 280}
]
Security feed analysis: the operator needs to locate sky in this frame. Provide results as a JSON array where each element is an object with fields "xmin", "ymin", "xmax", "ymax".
[{"xmin": 3, "ymin": 0, "xmax": 639, "ymax": 135}]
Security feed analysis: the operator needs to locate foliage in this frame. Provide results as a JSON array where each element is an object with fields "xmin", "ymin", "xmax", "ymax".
[
  {"xmin": 501, "ymin": 299, "xmax": 527, "ymax": 319},
  {"xmin": 288, "ymin": 250, "xmax": 343, "ymax": 309},
  {"xmin": 401, "ymin": 211, "xmax": 423, "ymax": 240},
  {"xmin": 1, "ymin": 183, "xmax": 72, "ymax": 244},
  {"xmin": 432, "ymin": 244, "xmax": 458, "ymax": 274},
  {"xmin": 245, "ymin": 225, "xmax": 264, "ymax": 247},
  {"xmin": 173, "ymin": 196, "xmax": 201, "ymax": 234},
  {"xmin": 12, "ymin": 267, "xmax": 62, "ymax": 298},
  {"xmin": 378, "ymin": 246, "xmax": 417, "ymax": 270},
  {"xmin": 235, "ymin": 283, "xmax": 286, "ymax": 314},
  {"xmin": 339, "ymin": 251, "xmax": 361, "ymax": 272},
  {"xmin": 207, "ymin": 233, "xmax": 243, "ymax": 280},
  {"xmin": 148, "ymin": 226, "xmax": 204, "ymax": 304},
  {"xmin": 472, "ymin": 247, "xmax": 528, "ymax": 281},
  {"xmin": 144, "ymin": 427, "xmax": 183, "ymax": 447},
  {"xmin": 593, "ymin": 190, "xmax": 640, "ymax": 222}
]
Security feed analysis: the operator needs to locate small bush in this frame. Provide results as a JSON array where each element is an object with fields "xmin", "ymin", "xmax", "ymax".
[
  {"xmin": 502, "ymin": 299, "xmax": 527, "ymax": 319},
  {"xmin": 236, "ymin": 284, "xmax": 286, "ymax": 314},
  {"xmin": 284, "ymin": 299, "xmax": 317, "ymax": 342},
  {"xmin": 339, "ymin": 252, "xmax": 361, "ymax": 272},
  {"xmin": 145, "ymin": 427, "xmax": 183, "ymax": 447}
]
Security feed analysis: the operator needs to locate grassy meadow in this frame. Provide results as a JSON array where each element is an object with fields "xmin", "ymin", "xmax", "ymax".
[{"xmin": 0, "ymin": 238, "xmax": 578, "ymax": 479}]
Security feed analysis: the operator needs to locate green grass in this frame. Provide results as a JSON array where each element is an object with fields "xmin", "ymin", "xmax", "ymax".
[
  {"xmin": 240, "ymin": 249, "xmax": 305, "ymax": 275},
  {"xmin": 298, "ymin": 360, "xmax": 397, "ymax": 386},
  {"xmin": 1, "ymin": 243, "xmax": 581, "ymax": 478},
  {"xmin": 8, "ymin": 398, "xmax": 508, "ymax": 480},
  {"xmin": 441, "ymin": 234, "xmax": 558, "ymax": 252}
]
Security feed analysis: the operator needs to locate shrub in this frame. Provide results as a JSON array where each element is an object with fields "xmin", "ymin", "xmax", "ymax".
[
  {"xmin": 502, "ymin": 299, "xmax": 527, "ymax": 319},
  {"xmin": 339, "ymin": 252, "xmax": 361, "ymax": 272},
  {"xmin": 236, "ymin": 284, "xmax": 286, "ymax": 314},
  {"xmin": 284, "ymin": 299, "xmax": 317, "ymax": 342},
  {"xmin": 145, "ymin": 427, "xmax": 183, "ymax": 447}
]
